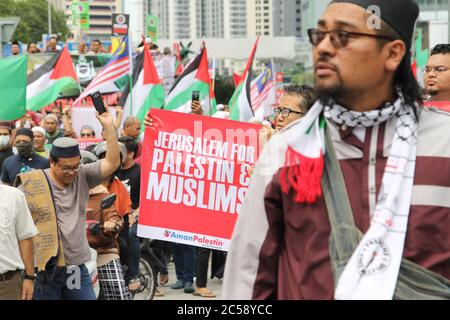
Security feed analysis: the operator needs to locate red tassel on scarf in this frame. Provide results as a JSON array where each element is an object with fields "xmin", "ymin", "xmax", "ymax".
[{"xmin": 280, "ymin": 146, "xmax": 324, "ymax": 204}]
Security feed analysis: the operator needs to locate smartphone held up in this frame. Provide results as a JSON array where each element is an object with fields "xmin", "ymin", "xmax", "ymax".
[{"xmin": 90, "ymin": 91, "xmax": 107, "ymax": 115}]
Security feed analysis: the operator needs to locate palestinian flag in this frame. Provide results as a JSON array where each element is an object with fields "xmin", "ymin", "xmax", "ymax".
[
  {"xmin": 164, "ymin": 46, "xmax": 212, "ymax": 115},
  {"xmin": 27, "ymin": 46, "xmax": 78, "ymax": 112},
  {"xmin": 119, "ymin": 41, "xmax": 165, "ymax": 129},
  {"xmin": 412, "ymin": 29, "xmax": 428, "ymax": 83},
  {"xmin": 229, "ymin": 37, "xmax": 259, "ymax": 122},
  {"xmin": 0, "ymin": 55, "xmax": 27, "ymax": 121}
]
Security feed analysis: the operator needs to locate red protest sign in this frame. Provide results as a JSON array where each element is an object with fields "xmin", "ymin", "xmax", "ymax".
[
  {"xmin": 137, "ymin": 109, "xmax": 261, "ymax": 251},
  {"xmin": 424, "ymin": 101, "xmax": 450, "ymax": 112},
  {"xmin": 78, "ymin": 138, "xmax": 103, "ymax": 150}
]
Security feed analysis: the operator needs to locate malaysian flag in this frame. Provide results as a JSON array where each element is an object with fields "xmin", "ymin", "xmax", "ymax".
[
  {"xmin": 250, "ymin": 63, "xmax": 276, "ymax": 121},
  {"xmin": 74, "ymin": 36, "xmax": 130, "ymax": 106}
]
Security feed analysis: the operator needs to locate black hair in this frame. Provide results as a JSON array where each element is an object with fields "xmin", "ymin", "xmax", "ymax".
[
  {"xmin": 376, "ymin": 20, "xmax": 423, "ymax": 109},
  {"xmin": 49, "ymin": 156, "xmax": 58, "ymax": 164},
  {"xmin": 27, "ymin": 43, "xmax": 38, "ymax": 52},
  {"xmin": 283, "ymin": 84, "xmax": 316, "ymax": 112},
  {"xmin": 11, "ymin": 41, "xmax": 19, "ymax": 46},
  {"xmin": 92, "ymin": 39, "xmax": 102, "ymax": 45},
  {"xmin": 119, "ymin": 136, "xmax": 139, "ymax": 159},
  {"xmin": 430, "ymin": 44, "xmax": 450, "ymax": 56},
  {"xmin": 0, "ymin": 126, "xmax": 12, "ymax": 134}
]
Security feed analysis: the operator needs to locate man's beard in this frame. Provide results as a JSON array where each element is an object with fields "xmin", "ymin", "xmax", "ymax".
[
  {"xmin": 427, "ymin": 88, "xmax": 438, "ymax": 96},
  {"xmin": 315, "ymin": 78, "xmax": 345, "ymax": 106}
]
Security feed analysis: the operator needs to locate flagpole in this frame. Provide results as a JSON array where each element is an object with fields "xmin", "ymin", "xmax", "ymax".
[{"xmin": 128, "ymin": 33, "xmax": 133, "ymax": 117}]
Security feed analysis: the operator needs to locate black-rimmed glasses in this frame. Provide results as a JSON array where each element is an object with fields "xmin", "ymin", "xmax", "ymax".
[
  {"xmin": 273, "ymin": 107, "xmax": 304, "ymax": 118},
  {"xmin": 307, "ymin": 28, "xmax": 395, "ymax": 48}
]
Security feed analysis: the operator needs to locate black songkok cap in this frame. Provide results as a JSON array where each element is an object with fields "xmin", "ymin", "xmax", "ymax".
[
  {"xmin": 16, "ymin": 128, "xmax": 33, "ymax": 140},
  {"xmin": 50, "ymin": 137, "xmax": 81, "ymax": 159},
  {"xmin": 329, "ymin": 0, "xmax": 419, "ymax": 48}
]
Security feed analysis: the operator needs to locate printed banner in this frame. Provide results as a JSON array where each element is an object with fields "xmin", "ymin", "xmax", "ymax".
[
  {"xmin": 112, "ymin": 14, "xmax": 130, "ymax": 36},
  {"xmin": 138, "ymin": 109, "xmax": 261, "ymax": 251},
  {"xmin": 78, "ymin": 138, "xmax": 103, "ymax": 150},
  {"xmin": 72, "ymin": 2, "xmax": 90, "ymax": 29},
  {"xmin": 146, "ymin": 15, "xmax": 158, "ymax": 43}
]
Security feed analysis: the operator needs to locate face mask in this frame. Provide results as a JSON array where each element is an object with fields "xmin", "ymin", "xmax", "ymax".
[
  {"xmin": 0, "ymin": 136, "xmax": 10, "ymax": 148},
  {"xmin": 16, "ymin": 141, "xmax": 34, "ymax": 158}
]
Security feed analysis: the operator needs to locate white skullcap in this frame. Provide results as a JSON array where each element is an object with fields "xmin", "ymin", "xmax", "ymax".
[{"xmin": 32, "ymin": 126, "xmax": 46, "ymax": 137}]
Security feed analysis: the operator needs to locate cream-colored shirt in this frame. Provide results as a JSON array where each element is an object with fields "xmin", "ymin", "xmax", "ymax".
[{"xmin": 0, "ymin": 185, "xmax": 38, "ymax": 274}]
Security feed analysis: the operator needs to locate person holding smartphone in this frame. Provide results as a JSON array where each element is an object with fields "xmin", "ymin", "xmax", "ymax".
[
  {"xmin": 16, "ymin": 95, "xmax": 121, "ymax": 300},
  {"xmin": 191, "ymin": 91, "xmax": 204, "ymax": 115}
]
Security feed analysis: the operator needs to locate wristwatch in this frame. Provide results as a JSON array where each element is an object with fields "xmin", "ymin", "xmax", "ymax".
[{"xmin": 24, "ymin": 273, "xmax": 36, "ymax": 281}]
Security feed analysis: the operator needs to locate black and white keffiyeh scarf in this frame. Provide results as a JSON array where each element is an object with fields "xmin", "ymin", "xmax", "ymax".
[{"xmin": 281, "ymin": 94, "xmax": 418, "ymax": 299}]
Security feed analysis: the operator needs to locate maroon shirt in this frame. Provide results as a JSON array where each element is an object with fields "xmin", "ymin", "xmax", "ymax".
[{"xmin": 253, "ymin": 119, "xmax": 450, "ymax": 299}]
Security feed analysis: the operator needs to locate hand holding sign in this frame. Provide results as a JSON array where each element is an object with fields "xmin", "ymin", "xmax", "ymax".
[
  {"xmin": 138, "ymin": 109, "xmax": 262, "ymax": 251},
  {"xmin": 144, "ymin": 112, "xmax": 154, "ymax": 128}
]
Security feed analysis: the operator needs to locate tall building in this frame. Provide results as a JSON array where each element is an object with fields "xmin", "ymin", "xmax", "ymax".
[
  {"xmin": 417, "ymin": 0, "xmax": 448, "ymax": 48},
  {"xmin": 201, "ymin": 0, "xmax": 225, "ymax": 38},
  {"xmin": 149, "ymin": 0, "xmax": 170, "ymax": 39},
  {"xmin": 248, "ymin": 0, "xmax": 302, "ymax": 37},
  {"xmin": 66, "ymin": 0, "xmax": 124, "ymax": 42},
  {"xmin": 149, "ymin": 0, "xmax": 247, "ymax": 39},
  {"xmin": 300, "ymin": 0, "xmax": 330, "ymax": 38},
  {"xmin": 223, "ymin": 0, "xmax": 247, "ymax": 38},
  {"xmin": 124, "ymin": 0, "xmax": 150, "ymax": 42},
  {"xmin": 149, "ymin": 0, "xmax": 200, "ymax": 39}
]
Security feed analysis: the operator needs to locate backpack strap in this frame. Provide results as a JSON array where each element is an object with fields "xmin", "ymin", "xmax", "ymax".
[{"xmin": 321, "ymin": 126, "xmax": 450, "ymax": 299}]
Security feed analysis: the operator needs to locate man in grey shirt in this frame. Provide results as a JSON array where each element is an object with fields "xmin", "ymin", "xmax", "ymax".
[{"xmin": 21, "ymin": 108, "xmax": 120, "ymax": 300}]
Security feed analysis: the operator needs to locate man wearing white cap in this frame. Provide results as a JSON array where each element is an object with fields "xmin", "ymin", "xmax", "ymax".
[{"xmin": 31, "ymin": 127, "xmax": 49, "ymax": 158}]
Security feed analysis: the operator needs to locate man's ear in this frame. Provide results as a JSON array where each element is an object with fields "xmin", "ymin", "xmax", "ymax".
[{"xmin": 384, "ymin": 40, "xmax": 406, "ymax": 73}]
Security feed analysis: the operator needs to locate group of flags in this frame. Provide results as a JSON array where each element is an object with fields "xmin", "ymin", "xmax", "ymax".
[{"xmin": 0, "ymin": 36, "xmax": 276, "ymax": 125}]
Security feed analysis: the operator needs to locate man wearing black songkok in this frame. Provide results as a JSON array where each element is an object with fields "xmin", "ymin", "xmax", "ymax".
[
  {"xmin": 16, "ymin": 101, "xmax": 121, "ymax": 300},
  {"xmin": 223, "ymin": 0, "xmax": 450, "ymax": 300}
]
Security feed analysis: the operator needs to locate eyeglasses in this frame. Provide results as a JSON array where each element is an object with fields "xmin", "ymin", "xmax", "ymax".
[
  {"xmin": 307, "ymin": 28, "xmax": 394, "ymax": 49},
  {"xmin": 424, "ymin": 66, "xmax": 450, "ymax": 74},
  {"xmin": 273, "ymin": 107, "xmax": 304, "ymax": 118},
  {"xmin": 56, "ymin": 163, "xmax": 81, "ymax": 174}
]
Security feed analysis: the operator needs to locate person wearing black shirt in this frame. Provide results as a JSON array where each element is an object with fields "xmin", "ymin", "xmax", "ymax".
[
  {"xmin": 1, "ymin": 128, "xmax": 49, "ymax": 185},
  {"xmin": 117, "ymin": 136, "xmax": 142, "ymax": 293}
]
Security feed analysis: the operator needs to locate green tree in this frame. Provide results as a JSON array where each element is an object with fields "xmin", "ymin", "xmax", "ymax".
[
  {"xmin": 285, "ymin": 63, "xmax": 314, "ymax": 86},
  {"xmin": 0, "ymin": 0, "xmax": 16, "ymax": 16},
  {"xmin": 292, "ymin": 72, "xmax": 314, "ymax": 86},
  {"xmin": 0, "ymin": 0, "xmax": 70, "ymax": 44}
]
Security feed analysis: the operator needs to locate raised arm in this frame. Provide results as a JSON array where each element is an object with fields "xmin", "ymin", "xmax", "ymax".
[{"xmin": 96, "ymin": 103, "xmax": 120, "ymax": 178}]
